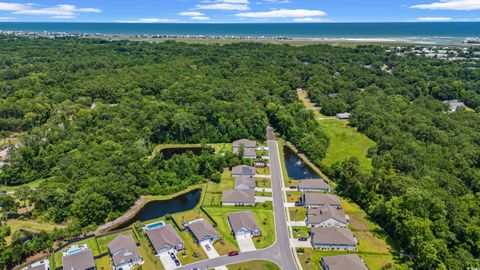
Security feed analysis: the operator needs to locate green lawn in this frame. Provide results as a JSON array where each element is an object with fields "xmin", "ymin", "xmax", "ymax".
[
  {"xmin": 292, "ymin": 226, "xmax": 310, "ymax": 239},
  {"xmin": 207, "ymin": 169, "xmax": 234, "ymax": 193},
  {"xmin": 227, "ymin": 260, "xmax": 280, "ymax": 270},
  {"xmin": 256, "ymin": 178, "xmax": 271, "ymax": 188},
  {"xmin": 94, "ymin": 255, "xmax": 111, "ymax": 270},
  {"xmin": 256, "ymin": 166, "xmax": 270, "ymax": 175},
  {"xmin": 52, "ymin": 237, "xmax": 101, "ymax": 269},
  {"xmin": 255, "ymin": 191, "xmax": 272, "ymax": 197},
  {"xmin": 96, "ymin": 229, "xmax": 138, "ymax": 254},
  {"xmin": 0, "ymin": 179, "xmax": 45, "ymax": 192},
  {"xmin": 286, "ymin": 191, "xmax": 302, "ymax": 203},
  {"xmin": 289, "ymin": 207, "xmax": 306, "ymax": 221},
  {"xmin": 6, "ymin": 219, "xmax": 66, "ymax": 244}
]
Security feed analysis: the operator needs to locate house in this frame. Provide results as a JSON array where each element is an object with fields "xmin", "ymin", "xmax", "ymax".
[
  {"xmin": 222, "ymin": 189, "xmax": 256, "ymax": 206},
  {"xmin": 234, "ymin": 175, "xmax": 256, "ymax": 190},
  {"xmin": 298, "ymin": 179, "xmax": 333, "ymax": 192},
  {"xmin": 108, "ymin": 234, "xmax": 143, "ymax": 270},
  {"xmin": 336, "ymin": 113, "xmax": 351, "ymax": 120},
  {"xmin": 303, "ymin": 193, "xmax": 341, "ymax": 208},
  {"xmin": 62, "ymin": 245, "xmax": 96, "ymax": 270},
  {"xmin": 311, "ymin": 227, "xmax": 357, "ymax": 251},
  {"xmin": 306, "ymin": 205, "xmax": 348, "ymax": 227},
  {"xmin": 23, "ymin": 259, "xmax": 49, "ymax": 270},
  {"xmin": 187, "ymin": 219, "xmax": 219, "ymax": 243},
  {"xmin": 321, "ymin": 254, "xmax": 368, "ymax": 270},
  {"xmin": 296, "ymin": 88, "xmax": 304, "ymax": 94},
  {"xmin": 443, "ymin": 100, "xmax": 465, "ymax": 112},
  {"xmin": 242, "ymin": 148, "xmax": 257, "ymax": 159},
  {"xmin": 228, "ymin": 211, "xmax": 261, "ymax": 237},
  {"xmin": 231, "ymin": 165, "xmax": 256, "ymax": 177},
  {"xmin": 232, "ymin": 139, "xmax": 257, "ymax": 154},
  {"xmin": 145, "ymin": 224, "xmax": 184, "ymax": 254}
]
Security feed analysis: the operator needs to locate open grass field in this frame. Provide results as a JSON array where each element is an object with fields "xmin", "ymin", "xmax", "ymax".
[
  {"xmin": 227, "ymin": 260, "xmax": 280, "ymax": 270},
  {"xmin": 256, "ymin": 178, "xmax": 271, "ymax": 188},
  {"xmin": 289, "ymin": 207, "xmax": 306, "ymax": 221},
  {"xmin": 207, "ymin": 169, "xmax": 234, "ymax": 193},
  {"xmin": 6, "ymin": 219, "xmax": 66, "ymax": 244},
  {"xmin": 0, "ymin": 178, "xmax": 45, "ymax": 192}
]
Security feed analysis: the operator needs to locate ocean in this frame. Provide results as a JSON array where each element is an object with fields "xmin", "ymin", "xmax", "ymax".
[{"xmin": 1, "ymin": 22, "xmax": 480, "ymax": 44}]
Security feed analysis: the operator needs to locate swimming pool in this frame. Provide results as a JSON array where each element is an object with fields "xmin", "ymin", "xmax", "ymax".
[
  {"xmin": 144, "ymin": 221, "xmax": 166, "ymax": 230},
  {"xmin": 63, "ymin": 244, "xmax": 88, "ymax": 256}
]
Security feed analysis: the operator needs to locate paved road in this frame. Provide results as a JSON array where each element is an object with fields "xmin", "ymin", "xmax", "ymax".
[{"xmin": 176, "ymin": 128, "xmax": 298, "ymax": 270}]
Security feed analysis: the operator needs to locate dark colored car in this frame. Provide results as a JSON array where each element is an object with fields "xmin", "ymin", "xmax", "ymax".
[
  {"xmin": 174, "ymin": 259, "xmax": 181, "ymax": 266},
  {"xmin": 228, "ymin": 250, "xmax": 239, "ymax": 256},
  {"xmin": 294, "ymin": 201, "xmax": 303, "ymax": 206},
  {"xmin": 298, "ymin": 237, "xmax": 308, "ymax": 241},
  {"xmin": 289, "ymin": 186, "xmax": 297, "ymax": 189},
  {"xmin": 169, "ymin": 252, "xmax": 176, "ymax": 259}
]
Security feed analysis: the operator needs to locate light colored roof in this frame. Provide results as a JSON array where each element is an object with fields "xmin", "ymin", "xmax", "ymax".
[
  {"xmin": 145, "ymin": 224, "xmax": 183, "ymax": 253},
  {"xmin": 222, "ymin": 189, "xmax": 255, "ymax": 204},
  {"xmin": 231, "ymin": 165, "xmax": 255, "ymax": 175},
  {"xmin": 232, "ymin": 139, "xmax": 257, "ymax": 148},
  {"xmin": 243, "ymin": 148, "xmax": 257, "ymax": 157},
  {"xmin": 234, "ymin": 175, "xmax": 256, "ymax": 189},
  {"xmin": 299, "ymin": 179, "xmax": 332, "ymax": 190},
  {"xmin": 228, "ymin": 211, "xmax": 259, "ymax": 234},
  {"xmin": 336, "ymin": 113, "xmax": 351, "ymax": 119},
  {"xmin": 322, "ymin": 254, "xmax": 368, "ymax": 270},
  {"xmin": 107, "ymin": 234, "xmax": 141, "ymax": 267},
  {"xmin": 62, "ymin": 249, "xmax": 95, "ymax": 270},
  {"xmin": 311, "ymin": 227, "xmax": 356, "ymax": 246},
  {"xmin": 304, "ymin": 193, "xmax": 340, "ymax": 206},
  {"xmin": 307, "ymin": 205, "xmax": 347, "ymax": 224},
  {"xmin": 188, "ymin": 219, "xmax": 218, "ymax": 241}
]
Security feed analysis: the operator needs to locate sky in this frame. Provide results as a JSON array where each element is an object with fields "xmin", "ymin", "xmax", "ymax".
[{"xmin": 0, "ymin": 0, "xmax": 480, "ymax": 23}]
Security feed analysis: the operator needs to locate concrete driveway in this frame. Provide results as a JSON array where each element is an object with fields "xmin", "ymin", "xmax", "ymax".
[
  {"xmin": 288, "ymin": 220, "xmax": 306, "ymax": 226},
  {"xmin": 236, "ymin": 235, "xmax": 256, "ymax": 252},
  {"xmin": 158, "ymin": 250, "xmax": 179, "ymax": 269},
  {"xmin": 290, "ymin": 238, "xmax": 313, "ymax": 248},
  {"xmin": 255, "ymin": 187, "xmax": 272, "ymax": 193},
  {"xmin": 255, "ymin": 196, "xmax": 273, "ymax": 202},
  {"xmin": 200, "ymin": 241, "xmax": 228, "ymax": 270}
]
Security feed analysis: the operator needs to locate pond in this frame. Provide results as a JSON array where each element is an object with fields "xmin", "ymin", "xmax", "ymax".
[
  {"xmin": 284, "ymin": 146, "xmax": 319, "ymax": 180},
  {"xmin": 115, "ymin": 188, "xmax": 202, "ymax": 229},
  {"xmin": 158, "ymin": 147, "xmax": 203, "ymax": 159}
]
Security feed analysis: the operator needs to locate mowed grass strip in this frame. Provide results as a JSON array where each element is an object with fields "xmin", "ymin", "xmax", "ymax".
[{"xmin": 227, "ymin": 260, "xmax": 281, "ymax": 270}]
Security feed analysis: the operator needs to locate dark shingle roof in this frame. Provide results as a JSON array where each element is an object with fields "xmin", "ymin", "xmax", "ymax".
[
  {"xmin": 107, "ymin": 234, "xmax": 141, "ymax": 267},
  {"xmin": 322, "ymin": 254, "xmax": 368, "ymax": 270},
  {"xmin": 62, "ymin": 249, "xmax": 95, "ymax": 270},
  {"xmin": 145, "ymin": 224, "xmax": 183, "ymax": 253},
  {"xmin": 222, "ymin": 189, "xmax": 255, "ymax": 204}
]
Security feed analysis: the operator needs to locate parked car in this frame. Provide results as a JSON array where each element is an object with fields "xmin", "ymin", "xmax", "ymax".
[
  {"xmin": 228, "ymin": 250, "xmax": 239, "ymax": 256},
  {"xmin": 294, "ymin": 201, "xmax": 303, "ymax": 206},
  {"xmin": 298, "ymin": 237, "xmax": 308, "ymax": 241},
  {"xmin": 174, "ymin": 259, "xmax": 181, "ymax": 266},
  {"xmin": 289, "ymin": 186, "xmax": 297, "ymax": 189},
  {"xmin": 205, "ymin": 244, "xmax": 211, "ymax": 251},
  {"xmin": 169, "ymin": 252, "xmax": 176, "ymax": 259}
]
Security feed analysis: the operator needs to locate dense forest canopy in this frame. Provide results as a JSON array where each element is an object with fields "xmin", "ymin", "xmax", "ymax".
[{"xmin": 0, "ymin": 37, "xmax": 479, "ymax": 269}]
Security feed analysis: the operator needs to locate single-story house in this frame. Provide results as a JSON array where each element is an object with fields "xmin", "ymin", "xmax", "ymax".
[
  {"xmin": 443, "ymin": 100, "xmax": 465, "ymax": 112},
  {"xmin": 23, "ymin": 259, "xmax": 49, "ymax": 270},
  {"xmin": 145, "ymin": 224, "xmax": 184, "ymax": 254},
  {"xmin": 311, "ymin": 227, "xmax": 357, "ymax": 251},
  {"xmin": 108, "ymin": 234, "xmax": 143, "ymax": 270},
  {"xmin": 321, "ymin": 254, "xmax": 368, "ymax": 270},
  {"xmin": 336, "ymin": 113, "xmax": 351, "ymax": 120},
  {"xmin": 232, "ymin": 139, "xmax": 257, "ymax": 153},
  {"xmin": 231, "ymin": 165, "xmax": 256, "ymax": 177},
  {"xmin": 228, "ymin": 211, "xmax": 261, "ymax": 237},
  {"xmin": 234, "ymin": 175, "xmax": 256, "ymax": 190},
  {"xmin": 242, "ymin": 148, "xmax": 257, "ymax": 159},
  {"xmin": 306, "ymin": 205, "xmax": 348, "ymax": 227},
  {"xmin": 62, "ymin": 248, "xmax": 96, "ymax": 270},
  {"xmin": 187, "ymin": 219, "xmax": 219, "ymax": 243},
  {"xmin": 222, "ymin": 189, "xmax": 256, "ymax": 206},
  {"xmin": 298, "ymin": 179, "xmax": 333, "ymax": 192},
  {"xmin": 303, "ymin": 193, "xmax": 341, "ymax": 208}
]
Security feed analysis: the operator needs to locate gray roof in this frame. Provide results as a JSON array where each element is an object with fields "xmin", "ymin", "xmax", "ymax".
[
  {"xmin": 145, "ymin": 224, "xmax": 183, "ymax": 253},
  {"xmin": 322, "ymin": 254, "xmax": 368, "ymax": 270},
  {"xmin": 307, "ymin": 205, "xmax": 347, "ymax": 225},
  {"xmin": 228, "ymin": 211, "xmax": 260, "ymax": 234},
  {"xmin": 62, "ymin": 249, "xmax": 95, "ymax": 270},
  {"xmin": 299, "ymin": 179, "xmax": 332, "ymax": 190},
  {"xmin": 28, "ymin": 261, "xmax": 48, "ymax": 270},
  {"xmin": 336, "ymin": 113, "xmax": 351, "ymax": 119},
  {"xmin": 232, "ymin": 139, "xmax": 257, "ymax": 148},
  {"xmin": 107, "ymin": 234, "xmax": 141, "ymax": 267},
  {"xmin": 234, "ymin": 175, "xmax": 256, "ymax": 189},
  {"xmin": 444, "ymin": 100, "xmax": 465, "ymax": 111},
  {"xmin": 188, "ymin": 219, "xmax": 218, "ymax": 242},
  {"xmin": 222, "ymin": 189, "xmax": 255, "ymax": 204},
  {"xmin": 243, "ymin": 148, "xmax": 257, "ymax": 157},
  {"xmin": 311, "ymin": 227, "xmax": 356, "ymax": 246},
  {"xmin": 304, "ymin": 193, "xmax": 341, "ymax": 206},
  {"xmin": 231, "ymin": 165, "xmax": 255, "ymax": 175}
]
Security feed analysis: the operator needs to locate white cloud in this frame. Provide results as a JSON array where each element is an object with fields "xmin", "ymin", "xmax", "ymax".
[
  {"xmin": 260, "ymin": 0, "xmax": 290, "ymax": 4},
  {"xmin": 411, "ymin": 0, "xmax": 480, "ymax": 10},
  {"xmin": 416, "ymin": 16, "xmax": 453, "ymax": 21},
  {"xmin": 14, "ymin": 4, "xmax": 100, "ymax": 18},
  {"xmin": 236, "ymin": 8, "xmax": 326, "ymax": 18},
  {"xmin": 293, "ymin": 17, "xmax": 326, "ymax": 22},
  {"xmin": 205, "ymin": 0, "xmax": 249, "ymax": 3},
  {"xmin": 0, "ymin": 2, "xmax": 30, "ymax": 11},
  {"xmin": 116, "ymin": 18, "xmax": 178, "ymax": 23},
  {"xmin": 197, "ymin": 3, "xmax": 250, "ymax": 10},
  {"xmin": 180, "ymin": 11, "xmax": 205, "ymax": 16},
  {"xmin": 191, "ymin": 16, "xmax": 210, "ymax": 20},
  {"xmin": 0, "ymin": 16, "xmax": 15, "ymax": 21}
]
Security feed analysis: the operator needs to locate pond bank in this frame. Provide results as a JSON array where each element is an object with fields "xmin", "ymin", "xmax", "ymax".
[{"xmin": 283, "ymin": 141, "xmax": 332, "ymax": 182}]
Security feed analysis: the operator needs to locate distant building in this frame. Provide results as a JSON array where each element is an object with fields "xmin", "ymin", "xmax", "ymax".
[
  {"xmin": 296, "ymin": 88, "xmax": 304, "ymax": 94},
  {"xmin": 222, "ymin": 189, "xmax": 256, "ymax": 206},
  {"xmin": 243, "ymin": 148, "xmax": 257, "ymax": 159},
  {"xmin": 444, "ymin": 100, "xmax": 465, "ymax": 112},
  {"xmin": 62, "ymin": 245, "xmax": 96, "ymax": 270},
  {"xmin": 298, "ymin": 179, "xmax": 333, "ymax": 192},
  {"xmin": 231, "ymin": 165, "xmax": 256, "ymax": 177},
  {"xmin": 108, "ymin": 234, "xmax": 143, "ymax": 270},
  {"xmin": 321, "ymin": 254, "xmax": 368, "ymax": 270},
  {"xmin": 22, "ymin": 259, "xmax": 49, "ymax": 270},
  {"xmin": 311, "ymin": 227, "xmax": 357, "ymax": 250},
  {"xmin": 306, "ymin": 205, "xmax": 348, "ymax": 227},
  {"xmin": 335, "ymin": 113, "xmax": 351, "ymax": 120},
  {"xmin": 234, "ymin": 175, "xmax": 256, "ymax": 190},
  {"xmin": 232, "ymin": 139, "xmax": 257, "ymax": 155},
  {"xmin": 228, "ymin": 211, "xmax": 261, "ymax": 237},
  {"xmin": 187, "ymin": 219, "xmax": 219, "ymax": 243},
  {"xmin": 303, "ymin": 193, "xmax": 341, "ymax": 208},
  {"xmin": 145, "ymin": 224, "xmax": 184, "ymax": 254}
]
